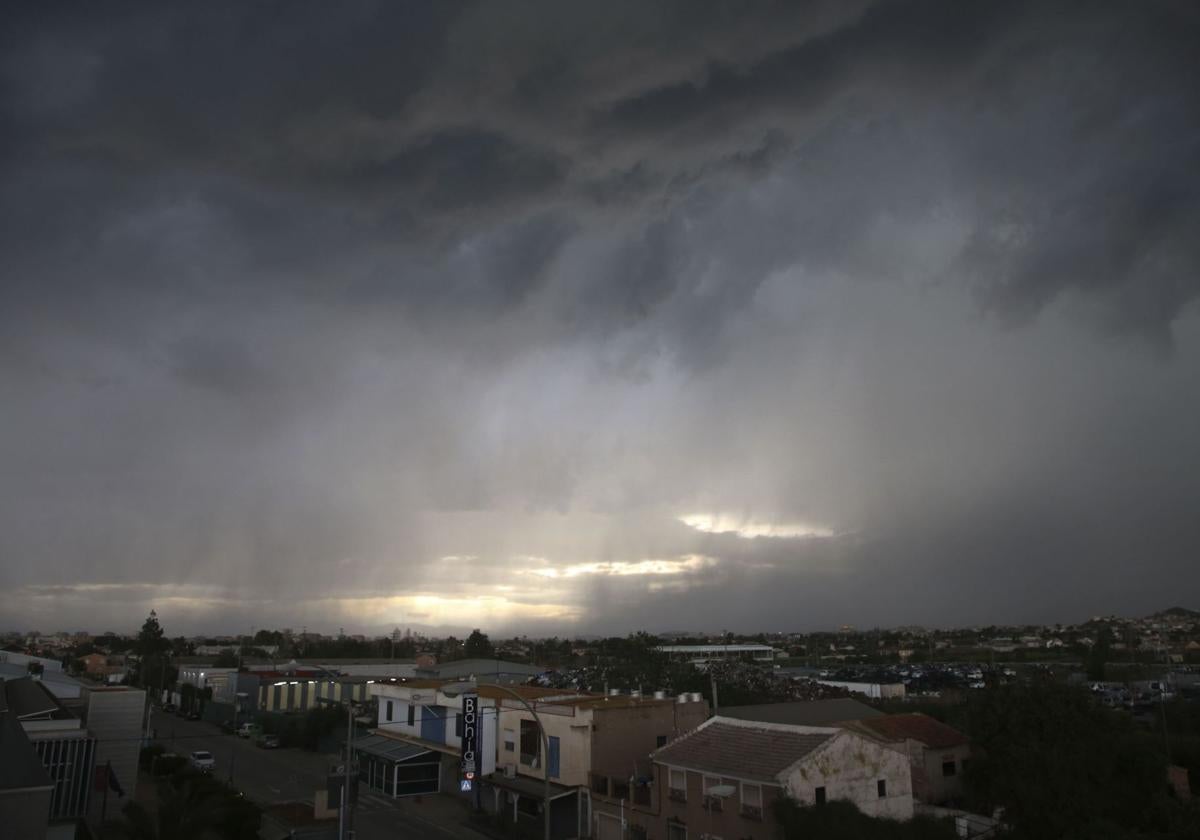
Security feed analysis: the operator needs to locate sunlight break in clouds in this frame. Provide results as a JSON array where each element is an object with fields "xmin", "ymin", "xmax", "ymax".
[
  {"xmin": 324, "ymin": 593, "xmax": 581, "ymax": 626},
  {"xmin": 680, "ymin": 514, "xmax": 836, "ymax": 540},
  {"xmin": 522, "ymin": 554, "xmax": 717, "ymax": 579}
]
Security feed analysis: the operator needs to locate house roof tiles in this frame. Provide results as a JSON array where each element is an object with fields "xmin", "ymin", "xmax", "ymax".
[
  {"xmin": 720, "ymin": 697, "xmax": 882, "ymax": 726},
  {"xmin": 651, "ymin": 717, "xmax": 836, "ymax": 783},
  {"xmin": 854, "ymin": 713, "xmax": 968, "ymax": 749}
]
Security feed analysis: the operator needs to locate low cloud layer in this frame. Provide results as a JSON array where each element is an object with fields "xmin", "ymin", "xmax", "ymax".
[{"xmin": 2, "ymin": 1, "xmax": 1199, "ymax": 634}]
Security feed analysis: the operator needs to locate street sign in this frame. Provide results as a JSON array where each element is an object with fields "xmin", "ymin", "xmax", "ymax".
[
  {"xmin": 460, "ymin": 779, "xmax": 473, "ymax": 792},
  {"xmin": 460, "ymin": 693, "xmax": 481, "ymax": 777},
  {"xmin": 327, "ymin": 774, "xmax": 359, "ymax": 805}
]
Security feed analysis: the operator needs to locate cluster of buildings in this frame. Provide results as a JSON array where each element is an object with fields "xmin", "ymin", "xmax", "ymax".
[
  {"xmin": 362, "ymin": 680, "xmax": 973, "ymax": 839},
  {"xmin": 172, "ymin": 655, "xmax": 545, "ymax": 716},
  {"xmin": 720, "ymin": 607, "xmax": 1200, "ymax": 665},
  {"xmin": 16, "ymin": 614, "xmax": 1197, "ymax": 840},
  {"xmin": 0, "ymin": 673, "xmax": 145, "ymax": 840}
]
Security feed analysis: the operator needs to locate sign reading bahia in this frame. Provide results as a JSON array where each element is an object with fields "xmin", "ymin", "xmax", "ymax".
[{"xmin": 460, "ymin": 694, "xmax": 482, "ymax": 779}]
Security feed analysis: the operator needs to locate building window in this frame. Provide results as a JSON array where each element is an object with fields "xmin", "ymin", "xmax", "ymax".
[
  {"xmin": 503, "ymin": 728, "xmax": 515, "ymax": 751},
  {"xmin": 877, "ymin": 779, "xmax": 887, "ymax": 798},
  {"xmin": 669, "ymin": 768, "xmax": 687, "ymax": 801},
  {"xmin": 656, "ymin": 734, "xmax": 668, "ymax": 748},
  {"xmin": 943, "ymin": 760, "xmax": 957, "ymax": 777},
  {"xmin": 741, "ymin": 783, "xmax": 763, "ymax": 819},
  {"xmin": 407, "ymin": 704, "xmax": 415, "ymax": 726},
  {"xmin": 385, "ymin": 700, "xmax": 393, "ymax": 722},
  {"xmin": 613, "ymin": 779, "xmax": 630, "ymax": 800},
  {"xmin": 815, "ymin": 786, "xmax": 826, "ymax": 805},
  {"xmin": 455, "ymin": 712, "xmax": 464, "ymax": 738},
  {"xmin": 667, "ymin": 821, "xmax": 687, "ymax": 840},
  {"xmin": 592, "ymin": 774, "xmax": 609, "ymax": 796},
  {"xmin": 520, "ymin": 719, "xmax": 539, "ymax": 766}
]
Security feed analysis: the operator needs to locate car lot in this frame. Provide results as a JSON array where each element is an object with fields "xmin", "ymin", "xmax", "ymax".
[
  {"xmin": 152, "ymin": 709, "xmax": 329, "ymax": 803},
  {"xmin": 148, "ymin": 709, "xmax": 472, "ymax": 840}
]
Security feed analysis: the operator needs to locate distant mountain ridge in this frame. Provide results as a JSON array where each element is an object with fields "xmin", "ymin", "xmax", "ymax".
[{"xmin": 1151, "ymin": 606, "xmax": 1199, "ymax": 619}]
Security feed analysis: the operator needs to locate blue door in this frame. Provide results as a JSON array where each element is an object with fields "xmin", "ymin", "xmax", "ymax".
[
  {"xmin": 547, "ymin": 735, "xmax": 560, "ymax": 779},
  {"xmin": 420, "ymin": 706, "xmax": 446, "ymax": 743}
]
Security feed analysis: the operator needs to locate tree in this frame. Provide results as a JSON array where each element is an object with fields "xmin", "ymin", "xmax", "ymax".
[
  {"xmin": 1086, "ymin": 626, "xmax": 1113, "ymax": 681},
  {"xmin": 301, "ymin": 704, "xmax": 345, "ymax": 751},
  {"xmin": 136, "ymin": 611, "xmax": 170, "ymax": 659},
  {"xmin": 212, "ymin": 649, "xmax": 240, "ymax": 668},
  {"xmin": 100, "ymin": 770, "xmax": 261, "ymax": 840},
  {"xmin": 964, "ymin": 682, "xmax": 1181, "ymax": 839},
  {"xmin": 774, "ymin": 799, "xmax": 957, "ymax": 840},
  {"xmin": 464, "ymin": 629, "xmax": 494, "ymax": 659},
  {"xmin": 134, "ymin": 610, "xmax": 171, "ymax": 689}
]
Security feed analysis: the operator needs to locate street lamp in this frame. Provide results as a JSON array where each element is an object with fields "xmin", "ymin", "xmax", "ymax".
[
  {"xmin": 443, "ymin": 680, "xmax": 552, "ymax": 840},
  {"xmin": 704, "ymin": 784, "xmax": 736, "ymax": 840},
  {"xmin": 309, "ymin": 664, "xmax": 355, "ymax": 840},
  {"xmin": 229, "ymin": 691, "xmax": 249, "ymax": 783}
]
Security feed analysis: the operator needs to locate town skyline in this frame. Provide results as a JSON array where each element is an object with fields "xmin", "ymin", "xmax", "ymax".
[{"xmin": 7, "ymin": 604, "xmax": 1196, "ymax": 642}]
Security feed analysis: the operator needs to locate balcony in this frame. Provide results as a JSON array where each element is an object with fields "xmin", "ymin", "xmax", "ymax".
[
  {"xmin": 668, "ymin": 787, "xmax": 687, "ymax": 803},
  {"xmin": 741, "ymin": 804, "xmax": 763, "ymax": 820}
]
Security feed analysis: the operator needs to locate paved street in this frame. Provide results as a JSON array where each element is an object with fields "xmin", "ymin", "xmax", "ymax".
[{"xmin": 148, "ymin": 709, "xmax": 475, "ymax": 840}]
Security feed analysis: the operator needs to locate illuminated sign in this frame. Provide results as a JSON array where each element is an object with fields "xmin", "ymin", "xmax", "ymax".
[{"xmin": 460, "ymin": 694, "xmax": 482, "ymax": 777}]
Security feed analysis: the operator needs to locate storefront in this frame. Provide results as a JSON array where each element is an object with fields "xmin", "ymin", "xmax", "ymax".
[{"xmin": 354, "ymin": 734, "xmax": 441, "ymax": 798}]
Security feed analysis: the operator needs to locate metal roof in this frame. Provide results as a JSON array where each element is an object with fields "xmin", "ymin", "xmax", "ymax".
[
  {"xmin": 1, "ymin": 677, "xmax": 64, "ymax": 720},
  {"xmin": 353, "ymin": 734, "xmax": 435, "ymax": 764},
  {"xmin": 0, "ymin": 712, "xmax": 54, "ymax": 792}
]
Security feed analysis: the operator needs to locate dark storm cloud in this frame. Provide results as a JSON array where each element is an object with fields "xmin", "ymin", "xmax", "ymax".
[{"xmin": 2, "ymin": 1, "xmax": 1199, "ymax": 633}]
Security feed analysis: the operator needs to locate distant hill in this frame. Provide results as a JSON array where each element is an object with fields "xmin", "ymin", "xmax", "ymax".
[{"xmin": 1151, "ymin": 606, "xmax": 1199, "ymax": 619}]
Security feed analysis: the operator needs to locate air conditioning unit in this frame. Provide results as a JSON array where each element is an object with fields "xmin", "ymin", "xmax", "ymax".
[{"xmin": 503, "ymin": 764, "xmax": 517, "ymax": 779}]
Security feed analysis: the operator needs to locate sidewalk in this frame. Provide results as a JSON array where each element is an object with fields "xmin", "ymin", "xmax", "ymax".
[{"xmin": 356, "ymin": 790, "xmax": 498, "ymax": 839}]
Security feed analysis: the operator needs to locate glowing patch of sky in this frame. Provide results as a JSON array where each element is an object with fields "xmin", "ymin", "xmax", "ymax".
[{"xmin": 679, "ymin": 514, "xmax": 835, "ymax": 539}]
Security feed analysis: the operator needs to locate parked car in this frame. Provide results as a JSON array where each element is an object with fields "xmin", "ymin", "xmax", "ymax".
[
  {"xmin": 162, "ymin": 703, "xmax": 177, "ymax": 713},
  {"xmin": 237, "ymin": 722, "xmax": 261, "ymax": 739},
  {"xmin": 256, "ymin": 734, "xmax": 280, "ymax": 749},
  {"xmin": 185, "ymin": 710, "xmax": 201, "ymax": 721},
  {"xmin": 189, "ymin": 750, "xmax": 215, "ymax": 773}
]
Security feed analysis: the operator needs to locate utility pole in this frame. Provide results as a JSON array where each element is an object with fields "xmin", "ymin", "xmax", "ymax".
[
  {"xmin": 710, "ymin": 674, "xmax": 719, "ymax": 715},
  {"xmin": 229, "ymin": 700, "xmax": 239, "ymax": 783},
  {"xmin": 1160, "ymin": 689, "xmax": 1172, "ymax": 761}
]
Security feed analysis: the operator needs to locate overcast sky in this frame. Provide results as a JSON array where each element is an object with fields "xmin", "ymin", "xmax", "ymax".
[{"xmin": 3, "ymin": 1, "xmax": 1199, "ymax": 637}]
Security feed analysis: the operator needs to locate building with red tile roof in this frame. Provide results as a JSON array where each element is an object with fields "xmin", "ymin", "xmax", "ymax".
[
  {"xmin": 845, "ymin": 713, "xmax": 971, "ymax": 805},
  {"xmin": 605, "ymin": 716, "xmax": 913, "ymax": 840}
]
